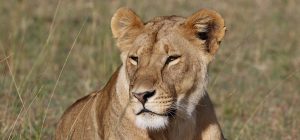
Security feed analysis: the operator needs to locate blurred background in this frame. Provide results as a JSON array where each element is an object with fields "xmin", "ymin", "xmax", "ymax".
[{"xmin": 0, "ymin": 0, "xmax": 299, "ymax": 139}]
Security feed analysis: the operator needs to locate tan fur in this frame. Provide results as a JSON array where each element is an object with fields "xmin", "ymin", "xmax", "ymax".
[{"xmin": 56, "ymin": 7, "xmax": 226, "ymax": 140}]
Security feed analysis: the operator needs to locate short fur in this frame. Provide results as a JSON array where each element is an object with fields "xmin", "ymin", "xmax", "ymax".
[{"xmin": 56, "ymin": 7, "xmax": 226, "ymax": 140}]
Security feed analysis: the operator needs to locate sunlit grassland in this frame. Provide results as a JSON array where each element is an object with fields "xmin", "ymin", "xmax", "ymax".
[{"xmin": 0, "ymin": 0, "xmax": 299, "ymax": 139}]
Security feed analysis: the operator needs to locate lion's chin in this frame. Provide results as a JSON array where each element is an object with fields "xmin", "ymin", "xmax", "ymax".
[{"xmin": 135, "ymin": 113, "xmax": 169, "ymax": 130}]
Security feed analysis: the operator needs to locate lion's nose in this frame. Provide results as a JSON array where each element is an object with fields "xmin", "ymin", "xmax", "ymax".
[{"xmin": 133, "ymin": 90, "xmax": 155, "ymax": 104}]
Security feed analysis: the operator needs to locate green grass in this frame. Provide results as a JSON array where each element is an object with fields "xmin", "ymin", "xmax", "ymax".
[{"xmin": 0, "ymin": 0, "xmax": 299, "ymax": 139}]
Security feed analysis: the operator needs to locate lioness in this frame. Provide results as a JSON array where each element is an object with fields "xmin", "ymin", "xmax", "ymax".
[{"xmin": 56, "ymin": 7, "xmax": 226, "ymax": 140}]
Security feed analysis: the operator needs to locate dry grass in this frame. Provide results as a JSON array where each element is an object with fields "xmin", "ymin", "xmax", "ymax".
[{"xmin": 0, "ymin": 0, "xmax": 299, "ymax": 139}]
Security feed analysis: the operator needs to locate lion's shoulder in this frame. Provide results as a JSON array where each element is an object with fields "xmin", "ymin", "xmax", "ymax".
[
  {"xmin": 64, "ymin": 92, "xmax": 98, "ymax": 116},
  {"xmin": 55, "ymin": 92, "xmax": 99, "ymax": 139}
]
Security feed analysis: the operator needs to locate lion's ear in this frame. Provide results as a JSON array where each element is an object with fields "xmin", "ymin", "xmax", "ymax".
[
  {"xmin": 111, "ymin": 7, "xmax": 144, "ymax": 39},
  {"xmin": 184, "ymin": 9, "xmax": 226, "ymax": 56}
]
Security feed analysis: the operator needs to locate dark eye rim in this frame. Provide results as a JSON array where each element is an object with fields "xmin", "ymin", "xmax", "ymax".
[
  {"xmin": 165, "ymin": 55, "xmax": 181, "ymax": 65},
  {"xmin": 129, "ymin": 55, "xmax": 139, "ymax": 63}
]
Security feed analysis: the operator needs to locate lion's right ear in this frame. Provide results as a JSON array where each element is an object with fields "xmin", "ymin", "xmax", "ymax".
[{"xmin": 111, "ymin": 7, "xmax": 144, "ymax": 39}]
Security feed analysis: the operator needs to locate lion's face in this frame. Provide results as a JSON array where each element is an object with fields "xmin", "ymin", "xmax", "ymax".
[
  {"xmin": 126, "ymin": 30, "xmax": 201, "ymax": 129},
  {"xmin": 111, "ymin": 8, "xmax": 226, "ymax": 130}
]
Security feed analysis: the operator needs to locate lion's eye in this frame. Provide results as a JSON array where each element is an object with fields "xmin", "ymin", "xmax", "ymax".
[
  {"xmin": 165, "ymin": 55, "xmax": 181, "ymax": 65},
  {"xmin": 129, "ymin": 55, "xmax": 138, "ymax": 65}
]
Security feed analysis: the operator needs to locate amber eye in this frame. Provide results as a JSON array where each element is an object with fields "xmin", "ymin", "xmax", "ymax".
[
  {"xmin": 165, "ymin": 55, "xmax": 181, "ymax": 65},
  {"xmin": 129, "ymin": 55, "xmax": 138, "ymax": 65}
]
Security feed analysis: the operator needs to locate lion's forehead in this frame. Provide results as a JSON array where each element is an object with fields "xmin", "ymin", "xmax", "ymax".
[
  {"xmin": 146, "ymin": 17, "xmax": 184, "ymax": 39},
  {"xmin": 132, "ymin": 18, "xmax": 186, "ymax": 54}
]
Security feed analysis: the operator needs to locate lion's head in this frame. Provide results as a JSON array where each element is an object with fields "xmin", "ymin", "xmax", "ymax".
[{"xmin": 111, "ymin": 8, "xmax": 226, "ymax": 130}]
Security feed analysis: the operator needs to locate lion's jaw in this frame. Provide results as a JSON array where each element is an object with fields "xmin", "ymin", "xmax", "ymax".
[{"xmin": 135, "ymin": 113, "xmax": 169, "ymax": 130}]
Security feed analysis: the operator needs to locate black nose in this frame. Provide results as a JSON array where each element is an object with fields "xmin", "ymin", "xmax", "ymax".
[{"xmin": 133, "ymin": 90, "xmax": 155, "ymax": 104}]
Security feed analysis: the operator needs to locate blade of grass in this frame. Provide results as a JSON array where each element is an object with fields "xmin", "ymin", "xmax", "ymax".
[
  {"xmin": 38, "ymin": 19, "xmax": 87, "ymax": 139},
  {"xmin": 19, "ymin": 0, "xmax": 62, "ymax": 93},
  {"xmin": 0, "ymin": 45, "xmax": 25, "ymax": 109},
  {"xmin": 7, "ymin": 106, "xmax": 25, "ymax": 140},
  {"xmin": 0, "ymin": 55, "xmax": 11, "ymax": 63},
  {"xmin": 7, "ymin": 86, "xmax": 44, "ymax": 140}
]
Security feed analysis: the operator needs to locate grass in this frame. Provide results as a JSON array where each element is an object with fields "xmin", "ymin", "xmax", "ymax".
[{"xmin": 0, "ymin": 0, "xmax": 299, "ymax": 139}]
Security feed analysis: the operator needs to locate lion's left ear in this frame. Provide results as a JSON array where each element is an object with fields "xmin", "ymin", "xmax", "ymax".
[{"xmin": 183, "ymin": 9, "xmax": 226, "ymax": 56}]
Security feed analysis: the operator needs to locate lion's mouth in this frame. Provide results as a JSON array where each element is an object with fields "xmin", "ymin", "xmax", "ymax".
[
  {"xmin": 136, "ymin": 108, "xmax": 156, "ymax": 115},
  {"xmin": 136, "ymin": 108, "xmax": 176, "ymax": 117}
]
